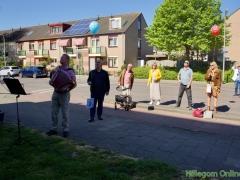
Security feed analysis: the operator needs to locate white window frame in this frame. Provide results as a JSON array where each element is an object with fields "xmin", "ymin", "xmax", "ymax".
[
  {"xmin": 92, "ymin": 39, "xmax": 99, "ymax": 47},
  {"xmin": 138, "ymin": 38, "xmax": 141, "ymax": 49},
  {"xmin": 108, "ymin": 57, "xmax": 118, "ymax": 68},
  {"xmin": 29, "ymin": 43, "xmax": 34, "ymax": 50},
  {"xmin": 51, "ymin": 26, "xmax": 62, "ymax": 34},
  {"xmin": 38, "ymin": 42, "xmax": 44, "ymax": 50},
  {"xmin": 110, "ymin": 18, "xmax": 121, "ymax": 29},
  {"xmin": 50, "ymin": 42, "xmax": 57, "ymax": 49},
  {"xmin": 109, "ymin": 37, "xmax": 118, "ymax": 47}
]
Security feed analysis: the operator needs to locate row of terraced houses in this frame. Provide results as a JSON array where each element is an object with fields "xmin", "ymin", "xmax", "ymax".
[
  {"xmin": 0, "ymin": 12, "xmax": 153, "ymax": 74},
  {"xmin": 1, "ymin": 9, "xmax": 240, "ymax": 72}
]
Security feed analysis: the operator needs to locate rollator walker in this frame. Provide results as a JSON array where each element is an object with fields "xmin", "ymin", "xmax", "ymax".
[{"xmin": 114, "ymin": 86, "xmax": 136, "ymax": 111}]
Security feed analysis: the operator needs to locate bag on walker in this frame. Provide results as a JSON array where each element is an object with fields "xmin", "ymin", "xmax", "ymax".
[{"xmin": 86, "ymin": 98, "xmax": 94, "ymax": 108}]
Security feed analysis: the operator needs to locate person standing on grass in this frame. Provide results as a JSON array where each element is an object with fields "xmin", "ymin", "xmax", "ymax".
[
  {"xmin": 47, "ymin": 54, "xmax": 77, "ymax": 138},
  {"xmin": 147, "ymin": 62, "xmax": 162, "ymax": 105},
  {"xmin": 175, "ymin": 60, "xmax": 193, "ymax": 110}
]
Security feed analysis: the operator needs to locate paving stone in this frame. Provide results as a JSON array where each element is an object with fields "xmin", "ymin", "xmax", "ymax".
[
  {"xmin": 134, "ymin": 150, "xmax": 153, "ymax": 158},
  {"xmin": 181, "ymin": 141, "xmax": 199, "ymax": 148},
  {"xmin": 170, "ymin": 150, "xmax": 190, "ymax": 160},
  {"xmin": 176, "ymin": 145, "xmax": 195, "ymax": 153},
  {"xmin": 125, "ymin": 144, "xmax": 141, "ymax": 153},
  {"xmin": 224, "ymin": 157, "xmax": 240, "ymax": 169},
  {"xmin": 205, "ymin": 157, "xmax": 226, "ymax": 167},
  {"xmin": 184, "ymin": 157, "xmax": 205, "ymax": 167},
  {"xmin": 165, "ymin": 157, "xmax": 185, "ymax": 167},
  {"xmin": 211, "ymin": 146, "xmax": 230, "ymax": 154},
  {"xmin": 189, "ymin": 150, "xmax": 209, "ymax": 159},
  {"xmin": 116, "ymin": 138, "xmax": 134, "ymax": 146},
  {"xmin": 151, "ymin": 150, "xmax": 171, "ymax": 160}
]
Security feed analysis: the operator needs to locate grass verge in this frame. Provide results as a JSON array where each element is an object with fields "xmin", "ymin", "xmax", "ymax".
[{"xmin": 0, "ymin": 124, "xmax": 181, "ymax": 180}]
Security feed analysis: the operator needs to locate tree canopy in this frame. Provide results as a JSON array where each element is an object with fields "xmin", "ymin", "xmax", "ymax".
[{"xmin": 145, "ymin": 0, "xmax": 230, "ymax": 60}]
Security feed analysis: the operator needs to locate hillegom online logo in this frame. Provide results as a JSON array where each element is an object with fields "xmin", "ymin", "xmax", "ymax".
[{"xmin": 186, "ymin": 170, "xmax": 240, "ymax": 178}]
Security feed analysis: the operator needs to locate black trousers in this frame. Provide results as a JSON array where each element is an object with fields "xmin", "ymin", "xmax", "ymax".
[{"xmin": 176, "ymin": 84, "xmax": 192, "ymax": 107}]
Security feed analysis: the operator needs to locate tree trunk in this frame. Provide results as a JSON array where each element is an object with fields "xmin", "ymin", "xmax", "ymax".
[{"xmin": 185, "ymin": 46, "xmax": 190, "ymax": 60}]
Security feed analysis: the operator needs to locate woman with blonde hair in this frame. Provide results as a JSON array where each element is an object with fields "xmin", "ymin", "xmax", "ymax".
[
  {"xmin": 147, "ymin": 62, "xmax": 162, "ymax": 105},
  {"xmin": 204, "ymin": 61, "xmax": 222, "ymax": 113}
]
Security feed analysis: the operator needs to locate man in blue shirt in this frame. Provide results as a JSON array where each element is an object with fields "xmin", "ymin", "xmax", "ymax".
[
  {"xmin": 175, "ymin": 60, "xmax": 194, "ymax": 110},
  {"xmin": 87, "ymin": 60, "xmax": 110, "ymax": 122}
]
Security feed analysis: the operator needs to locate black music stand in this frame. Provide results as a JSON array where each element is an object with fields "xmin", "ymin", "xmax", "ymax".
[{"xmin": 3, "ymin": 78, "xmax": 36, "ymax": 154}]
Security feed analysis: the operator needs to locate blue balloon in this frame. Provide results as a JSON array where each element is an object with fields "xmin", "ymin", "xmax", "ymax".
[{"xmin": 89, "ymin": 21, "xmax": 100, "ymax": 35}]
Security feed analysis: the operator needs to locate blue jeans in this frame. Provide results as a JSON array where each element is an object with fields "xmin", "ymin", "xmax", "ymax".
[
  {"xmin": 90, "ymin": 92, "xmax": 105, "ymax": 119},
  {"xmin": 234, "ymin": 81, "xmax": 240, "ymax": 95}
]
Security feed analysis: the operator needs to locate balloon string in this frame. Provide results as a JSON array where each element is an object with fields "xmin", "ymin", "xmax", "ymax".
[{"xmin": 213, "ymin": 36, "xmax": 216, "ymax": 61}]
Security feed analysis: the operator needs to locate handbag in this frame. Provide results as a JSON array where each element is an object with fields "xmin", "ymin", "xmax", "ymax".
[
  {"xmin": 86, "ymin": 98, "xmax": 94, "ymax": 109},
  {"xmin": 192, "ymin": 108, "xmax": 203, "ymax": 118},
  {"xmin": 203, "ymin": 110, "xmax": 213, "ymax": 119}
]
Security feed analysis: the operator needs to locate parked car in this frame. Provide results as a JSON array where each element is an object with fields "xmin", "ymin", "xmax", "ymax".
[
  {"xmin": 0, "ymin": 66, "xmax": 21, "ymax": 77},
  {"xmin": 19, "ymin": 66, "xmax": 48, "ymax": 78}
]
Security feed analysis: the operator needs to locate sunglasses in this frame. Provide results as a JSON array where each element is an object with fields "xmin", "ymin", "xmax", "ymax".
[{"xmin": 210, "ymin": 65, "xmax": 214, "ymax": 66}]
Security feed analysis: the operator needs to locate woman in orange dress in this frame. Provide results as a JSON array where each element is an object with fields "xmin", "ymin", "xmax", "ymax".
[{"xmin": 204, "ymin": 61, "xmax": 222, "ymax": 113}]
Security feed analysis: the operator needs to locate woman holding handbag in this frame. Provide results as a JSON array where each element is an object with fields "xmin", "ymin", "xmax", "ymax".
[
  {"xmin": 204, "ymin": 61, "xmax": 222, "ymax": 113},
  {"xmin": 147, "ymin": 62, "xmax": 162, "ymax": 105}
]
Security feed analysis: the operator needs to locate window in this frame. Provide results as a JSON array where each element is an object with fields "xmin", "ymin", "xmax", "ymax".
[
  {"xmin": 18, "ymin": 44, "xmax": 23, "ymax": 50},
  {"xmin": 138, "ymin": 39, "xmax": 141, "ymax": 49},
  {"xmin": 9, "ymin": 44, "xmax": 15, "ymax": 51},
  {"xmin": 92, "ymin": 39, "xmax": 99, "ymax": 46},
  {"xmin": 110, "ymin": 18, "xmax": 120, "ymax": 29},
  {"xmin": 109, "ymin": 37, "xmax": 118, "ymax": 47},
  {"xmin": 29, "ymin": 43, "xmax": 34, "ymax": 50},
  {"xmin": 76, "ymin": 45, "xmax": 85, "ymax": 49},
  {"xmin": 38, "ymin": 43, "xmax": 44, "ymax": 50},
  {"xmin": 138, "ymin": 16, "xmax": 141, "ymax": 30},
  {"xmin": 108, "ymin": 57, "xmax": 118, "ymax": 67},
  {"xmin": 51, "ymin": 26, "xmax": 62, "ymax": 34},
  {"xmin": 50, "ymin": 41, "xmax": 57, "ymax": 50},
  {"xmin": 27, "ymin": 31, "xmax": 34, "ymax": 35}
]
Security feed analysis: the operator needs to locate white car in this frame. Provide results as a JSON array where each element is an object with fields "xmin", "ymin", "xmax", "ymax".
[{"xmin": 0, "ymin": 66, "xmax": 21, "ymax": 77}]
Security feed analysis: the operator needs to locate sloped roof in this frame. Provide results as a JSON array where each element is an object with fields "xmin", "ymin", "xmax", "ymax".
[{"xmin": 0, "ymin": 12, "xmax": 141, "ymax": 42}]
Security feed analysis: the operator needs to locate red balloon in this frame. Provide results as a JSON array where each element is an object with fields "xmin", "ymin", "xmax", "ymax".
[{"xmin": 211, "ymin": 25, "xmax": 220, "ymax": 36}]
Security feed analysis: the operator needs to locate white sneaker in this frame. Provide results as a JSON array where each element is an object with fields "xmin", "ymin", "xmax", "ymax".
[
  {"xmin": 156, "ymin": 101, "xmax": 160, "ymax": 105},
  {"xmin": 149, "ymin": 100, "xmax": 153, "ymax": 105}
]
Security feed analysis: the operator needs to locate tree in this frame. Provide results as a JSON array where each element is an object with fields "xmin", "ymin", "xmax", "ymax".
[{"xmin": 145, "ymin": 0, "xmax": 230, "ymax": 60}]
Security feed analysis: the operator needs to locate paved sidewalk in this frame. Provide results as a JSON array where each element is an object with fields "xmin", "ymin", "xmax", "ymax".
[{"xmin": 1, "ymin": 78, "xmax": 240, "ymax": 179}]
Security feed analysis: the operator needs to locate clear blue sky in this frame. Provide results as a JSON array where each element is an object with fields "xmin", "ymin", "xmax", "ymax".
[{"xmin": 0, "ymin": 0, "xmax": 239, "ymax": 31}]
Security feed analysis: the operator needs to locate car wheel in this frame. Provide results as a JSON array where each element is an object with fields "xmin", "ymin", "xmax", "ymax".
[
  {"xmin": 19, "ymin": 73, "xmax": 23, "ymax": 78},
  {"xmin": 33, "ymin": 73, "xmax": 37, "ymax": 79}
]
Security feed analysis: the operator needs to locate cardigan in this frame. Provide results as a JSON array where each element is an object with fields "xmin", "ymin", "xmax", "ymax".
[{"xmin": 147, "ymin": 69, "xmax": 162, "ymax": 85}]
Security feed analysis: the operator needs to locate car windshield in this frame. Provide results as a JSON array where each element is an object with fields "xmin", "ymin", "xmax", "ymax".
[
  {"xmin": 12, "ymin": 67, "xmax": 20, "ymax": 69},
  {"xmin": 37, "ymin": 67, "xmax": 45, "ymax": 70}
]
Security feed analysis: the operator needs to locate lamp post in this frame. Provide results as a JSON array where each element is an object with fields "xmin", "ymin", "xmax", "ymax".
[
  {"xmin": 222, "ymin": 9, "xmax": 228, "ymax": 84},
  {"xmin": 153, "ymin": 50, "xmax": 156, "ymax": 62},
  {"xmin": 0, "ymin": 35, "xmax": 6, "ymax": 66}
]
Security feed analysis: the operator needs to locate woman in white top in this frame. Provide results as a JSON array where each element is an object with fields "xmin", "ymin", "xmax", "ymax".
[{"xmin": 232, "ymin": 64, "xmax": 240, "ymax": 96}]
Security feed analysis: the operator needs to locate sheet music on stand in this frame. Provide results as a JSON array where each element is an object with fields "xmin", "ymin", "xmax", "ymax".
[{"xmin": 3, "ymin": 77, "xmax": 35, "ymax": 154}]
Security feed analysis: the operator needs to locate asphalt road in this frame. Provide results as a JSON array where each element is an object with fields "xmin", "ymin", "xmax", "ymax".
[{"xmin": 1, "ymin": 75, "xmax": 239, "ymax": 120}]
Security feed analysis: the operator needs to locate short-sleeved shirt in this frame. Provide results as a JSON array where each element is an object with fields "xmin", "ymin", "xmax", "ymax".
[{"xmin": 178, "ymin": 67, "xmax": 193, "ymax": 85}]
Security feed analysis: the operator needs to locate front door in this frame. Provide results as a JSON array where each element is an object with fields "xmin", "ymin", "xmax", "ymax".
[{"xmin": 89, "ymin": 58, "xmax": 95, "ymax": 71}]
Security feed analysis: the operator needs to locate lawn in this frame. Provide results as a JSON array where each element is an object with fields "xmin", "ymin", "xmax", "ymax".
[{"xmin": 0, "ymin": 124, "xmax": 181, "ymax": 180}]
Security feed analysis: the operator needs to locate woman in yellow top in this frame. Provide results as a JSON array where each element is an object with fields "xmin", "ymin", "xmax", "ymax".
[{"xmin": 147, "ymin": 62, "xmax": 162, "ymax": 105}]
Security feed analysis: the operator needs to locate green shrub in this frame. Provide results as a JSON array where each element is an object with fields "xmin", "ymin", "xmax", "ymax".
[
  {"xmin": 131, "ymin": 66, "xmax": 234, "ymax": 82},
  {"xmin": 38, "ymin": 61, "xmax": 47, "ymax": 67}
]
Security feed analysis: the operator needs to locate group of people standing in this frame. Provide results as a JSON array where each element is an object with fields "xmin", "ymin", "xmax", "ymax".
[{"xmin": 46, "ymin": 54, "xmax": 239, "ymax": 138}]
